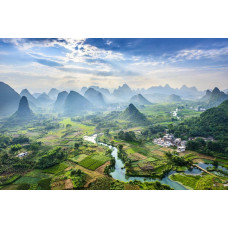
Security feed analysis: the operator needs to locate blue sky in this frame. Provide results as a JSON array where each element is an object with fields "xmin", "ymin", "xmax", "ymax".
[{"xmin": 0, "ymin": 38, "xmax": 228, "ymax": 92}]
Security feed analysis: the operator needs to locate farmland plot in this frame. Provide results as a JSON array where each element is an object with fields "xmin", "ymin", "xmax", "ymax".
[{"xmin": 79, "ymin": 154, "xmax": 110, "ymax": 171}]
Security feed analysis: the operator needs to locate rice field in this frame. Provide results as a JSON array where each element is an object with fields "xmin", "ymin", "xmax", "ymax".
[
  {"xmin": 70, "ymin": 154, "xmax": 88, "ymax": 163},
  {"xmin": 79, "ymin": 154, "xmax": 110, "ymax": 171},
  {"xmin": 42, "ymin": 162, "xmax": 68, "ymax": 174}
]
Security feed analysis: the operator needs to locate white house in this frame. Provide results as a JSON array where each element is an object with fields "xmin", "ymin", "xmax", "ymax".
[
  {"xmin": 18, "ymin": 152, "xmax": 28, "ymax": 158},
  {"xmin": 177, "ymin": 146, "xmax": 186, "ymax": 152}
]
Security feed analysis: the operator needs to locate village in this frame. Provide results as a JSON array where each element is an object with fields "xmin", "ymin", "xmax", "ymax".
[{"xmin": 153, "ymin": 133, "xmax": 187, "ymax": 152}]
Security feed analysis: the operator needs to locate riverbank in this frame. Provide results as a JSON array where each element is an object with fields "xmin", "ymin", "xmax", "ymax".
[{"xmin": 84, "ymin": 134, "xmax": 187, "ymax": 190}]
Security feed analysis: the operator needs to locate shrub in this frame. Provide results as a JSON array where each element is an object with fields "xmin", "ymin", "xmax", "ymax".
[{"xmin": 17, "ymin": 183, "xmax": 30, "ymax": 190}]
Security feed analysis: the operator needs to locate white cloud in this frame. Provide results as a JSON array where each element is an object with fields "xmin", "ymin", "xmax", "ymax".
[{"xmin": 170, "ymin": 46, "xmax": 228, "ymax": 62}]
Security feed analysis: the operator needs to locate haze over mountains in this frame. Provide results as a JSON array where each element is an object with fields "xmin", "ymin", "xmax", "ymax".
[
  {"xmin": 13, "ymin": 96, "xmax": 34, "ymax": 119},
  {"xmin": 201, "ymin": 87, "xmax": 228, "ymax": 108},
  {"xmin": 0, "ymin": 81, "xmax": 228, "ymax": 117},
  {"xmin": 20, "ymin": 89, "xmax": 38, "ymax": 107},
  {"xmin": 84, "ymin": 88, "xmax": 106, "ymax": 107},
  {"xmin": 130, "ymin": 94, "xmax": 152, "ymax": 105},
  {"xmin": 48, "ymin": 88, "xmax": 60, "ymax": 100},
  {"xmin": 0, "ymin": 82, "xmax": 21, "ymax": 116},
  {"xmin": 54, "ymin": 91, "xmax": 68, "ymax": 112},
  {"xmin": 64, "ymin": 91, "xmax": 93, "ymax": 115}
]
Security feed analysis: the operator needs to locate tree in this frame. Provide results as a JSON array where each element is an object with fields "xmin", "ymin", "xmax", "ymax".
[
  {"xmin": 118, "ymin": 144, "xmax": 123, "ymax": 152},
  {"xmin": 37, "ymin": 147, "xmax": 65, "ymax": 169},
  {"xmin": 66, "ymin": 124, "xmax": 72, "ymax": 129},
  {"xmin": 30, "ymin": 142, "xmax": 41, "ymax": 152},
  {"xmin": 186, "ymin": 140, "xmax": 199, "ymax": 151},
  {"xmin": 12, "ymin": 135, "xmax": 29, "ymax": 144},
  {"xmin": 104, "ymin": 129, "xmax": 110, "ymax": 136},
  {"xmin": 213, "ymin": 160, "xmax": 218, "ymax": 168},
  {"xmin": 74, "ymin": 142, "xmax": 80, "ymax": 149},
  {"xmin": 17, "ymin": 183, "xmax": 30, "ymax": 190},
  {"xmin": 10, "ymin": 144, "xmax": 22, "ymax": 152}
]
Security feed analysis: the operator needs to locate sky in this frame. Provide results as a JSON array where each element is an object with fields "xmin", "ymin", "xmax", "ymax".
[{"xmin": 0, "ymin": 38, "xmax": 228, "ymax": 93}]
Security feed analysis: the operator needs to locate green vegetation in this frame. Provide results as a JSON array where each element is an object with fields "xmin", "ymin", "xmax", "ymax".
[
  {"xmin": 170, "ymin": 173, "xmax": 201, "ymax": 189},
  {"xmin": 88, "ymin": 177, "xmax": 172, "ymax": 190},
  {"xmin": 17, "ymin": 183, "xmax": 30, "ymax": 190},
  {"xmin": 37, "ymin": 178, "xmax": 52, "ymax": 190},
  {"xmin": 15, "ymin": 176, "xmax": 41, "ymax": 185},
  {"xmin": 0, "ymin": 97, "xmax": 227, "ymax": 190},
  {"xmin": 42, "ymin": 162, "xmax": 68, "ymax": 174},
  {"xmin": 79, "ymin": 154, "xmax": 110, "ymax": 170},
  {"xmin": 169, "ymin": 100, "xmax": 228, "ymax": 158},
  {"xmin": 120, "ymin": 104, "xmax": 148, "ymax": 124},
  {"xmin": 37, "ymin": 147, "xmax": 66, "ymax": 169},
  {"xmin": 170, "ymin": 173, "xmax": 227, "ymax": 190}
]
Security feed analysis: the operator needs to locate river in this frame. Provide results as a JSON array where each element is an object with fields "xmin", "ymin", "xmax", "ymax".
[{"xmin": 84, "ymin": 134, "xmax": 189, "ymax": 190}]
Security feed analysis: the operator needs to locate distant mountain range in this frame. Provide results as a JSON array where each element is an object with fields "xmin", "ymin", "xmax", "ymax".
[
  {"xmin": 201, "ymin": 87, "xmax": 228, "ymax": 108},
  {"xmin": 0, "ymin": 81, "xmax": 227, "ymax": 117},
  {"xmin": 112, "ymin": 83, "xmax": 204, "ymax": 102},
  {"xmin": 144, "ymin": 93, "xmax": 182, "ymax": 103},
  {"xmin": 143, "ymin": 84, "xmax": 203, "ymax": 99},
  {"xmin": 113, "ymin": 83, "xmax": 134, "ymax": 101}
]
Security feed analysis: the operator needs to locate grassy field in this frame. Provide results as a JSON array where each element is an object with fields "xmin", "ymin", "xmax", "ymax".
[
  {"xmin": 60, "ymin": 118, "xmax": 95, "ymax": 135},
  {"xmin": 70, "ymin": 154, "xmax": 88, "ymax": 163},
  {"xmin": 79, "ymin": 154, "xmax": 110, "ymax": 171},
  {"xmin": 24, "ymin": 169, "xmax": 50, "ymax": 178},
  {"xmin": 43, "ymin": 163, "xmax": 68, "ymax": 174},
  {"xmin": 170, "ymin": 173, "xmax": 201, "ymax": 189},
  {"xmin": 15, "ymin": 176, "xmax": 42, "ymax": 185}
]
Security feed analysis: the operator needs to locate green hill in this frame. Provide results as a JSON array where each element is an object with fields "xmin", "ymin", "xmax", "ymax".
[
  {"xmin": 200, "ymin": 99, "xmax": 228, "ymax": 129},
  {"xmin": 186, "ymin": 99, "xmax": 228, "ymax": 140},
  {"xmin": 120, "ymin": 103, "xmax": 148, "ymax": 124}
]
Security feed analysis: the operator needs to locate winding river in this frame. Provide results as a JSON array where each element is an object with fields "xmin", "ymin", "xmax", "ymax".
[
  {"xmin": 84, "ymin": 134, "xmax": 228, "ymax": 189},
  {"xmin": 84, "ymin": 134, "xmax": 189, "ymax": 190}
]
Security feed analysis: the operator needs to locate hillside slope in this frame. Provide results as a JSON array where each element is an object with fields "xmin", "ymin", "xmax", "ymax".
[{"xmin": 120, "ymin": 103, "xmax": 148, "ymax": 124}]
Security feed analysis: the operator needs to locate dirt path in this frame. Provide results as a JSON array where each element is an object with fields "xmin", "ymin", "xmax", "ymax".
[
  {"xmin": 84, "ymin": 178, "xmax": 98, "ymax": 188},
  {"xmin": 95, "ymin": 161, "xmax": 110, "ymax": 174},
  {"xmin": 65, "ymin": 179, "xmax": 74, "ymax": 190}
]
